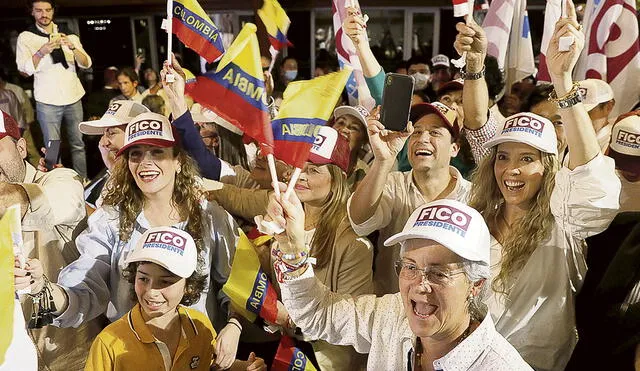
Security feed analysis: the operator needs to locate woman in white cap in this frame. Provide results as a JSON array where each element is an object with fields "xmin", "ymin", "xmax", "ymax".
[
  {"xmin": 266, "ymin": 193, "xmax": 532, "ymax": 370},
  {"xmin": 16, "ymin": 112, "xmax": 243, "ymax": 370},
  {"xmin": 210, "ymin": 126, "xmax": 374, "ymax": 370},
  {"xmin": 457, "ymin": 1, "xmax": 621, "ymax": 369}
]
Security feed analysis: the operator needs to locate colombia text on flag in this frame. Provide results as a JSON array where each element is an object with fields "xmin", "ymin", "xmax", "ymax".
[
  {"xmin": 257, "ymin": 0, "xmax": 291, "ymax": 51},
  {"xmin": 171, "ymin": 0, "xmax": 224, "ymax": 63},
  {"xmin": 272, "ymin": 68, "xmax": 352, "ymax": 169},
  {"xmin": 222, "ymin": 230, "xmax": 279, "ymax": 323},
  {"xmin": 186, "ymin": 23, "xmax": 274, "ymax": 153},
  {"xmin": 272, "ymin": 336, "xmax": 318, "ymax": 371}
]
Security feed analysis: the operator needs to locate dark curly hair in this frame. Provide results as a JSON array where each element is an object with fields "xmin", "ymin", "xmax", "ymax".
[
  {"xmin": 123, "ymin": 261, "xmax": 207, "ymax": 306},
  {"xmin": 522, "ymin": 83, "xmax": 554, "ymax": 112}
]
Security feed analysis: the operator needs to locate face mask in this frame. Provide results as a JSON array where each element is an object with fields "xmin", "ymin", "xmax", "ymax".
[
  {"xmin": 284, "ymin": 70, "xmax": 298, "ymax": 82},
  {"xmin": 411, "ymin": 72, "xmax": 429, "ymax": 91}
]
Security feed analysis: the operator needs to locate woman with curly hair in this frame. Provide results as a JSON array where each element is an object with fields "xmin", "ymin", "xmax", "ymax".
[
  {"xmin": 20, "ymin": 112, "xmax": 242, "ymax": 369},
  {"xmin": 457, "ymin": 2, "xmax": 620, "ymax": 369}
]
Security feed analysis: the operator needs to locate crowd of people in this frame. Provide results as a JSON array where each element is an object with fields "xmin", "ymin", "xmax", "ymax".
[{"xmin": 3, "ymin": 0, "xmax": 640, "ymax": 370}]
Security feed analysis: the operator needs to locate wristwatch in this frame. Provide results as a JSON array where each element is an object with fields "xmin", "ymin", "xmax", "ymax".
[
  {"xmin": 549, "ymin": 82, "xmax": 584, "ymax": 109},
  {"xmin": 460, "ymin": 66, "xmax": 485, "ymax": 80}
]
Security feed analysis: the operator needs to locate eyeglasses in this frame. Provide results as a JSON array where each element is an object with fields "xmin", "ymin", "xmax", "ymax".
[{"xmin": 394, "ymin": 261, "xmax": 466, "ymax": 286}]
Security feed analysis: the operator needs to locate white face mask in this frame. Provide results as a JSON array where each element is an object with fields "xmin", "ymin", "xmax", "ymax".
[{"xmin": 411, "ymin": 72, "xmax": 430, "ymax": 91}]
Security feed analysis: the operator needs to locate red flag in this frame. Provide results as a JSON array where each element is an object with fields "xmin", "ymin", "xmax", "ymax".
[{"xmin": 575, "ymin": 0, "xmax": 640, "ymax": 117}]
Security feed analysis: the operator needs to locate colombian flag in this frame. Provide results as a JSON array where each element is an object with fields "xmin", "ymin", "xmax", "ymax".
[
  {"xmin": 0, "ymin": 206, "xmax": 20, "ymax": 365},
  {"xmin": 171, "ymin": 0, "xmax": 225, "ymax": 63},
  {"xmin": 272, "ymin": 68, "xmax": 352, "ymax": 169},
  {"xmin": 272, "ymin": 336, "xmax": 317, "ymax": 371},
  {"xmin": 186, "ymin": 23, "xmax": 274, "ymax": 153},
  {"xmin": 257, "ymin": 0, "xmax": 292, "ymax": 51},
  {"xmin": 222, "ymin": 230, "xmax": 279, "ymax": 323}
]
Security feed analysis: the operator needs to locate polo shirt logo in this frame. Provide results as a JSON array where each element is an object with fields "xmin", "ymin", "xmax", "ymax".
[{"xmin": 190, "ymin": 356, "xmax": 200, "ymax": 369}]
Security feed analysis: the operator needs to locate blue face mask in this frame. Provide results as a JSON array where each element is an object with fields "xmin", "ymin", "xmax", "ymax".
[{"xmin": 284, "ymin": 70, "xmax": 298, "ymax": 81}]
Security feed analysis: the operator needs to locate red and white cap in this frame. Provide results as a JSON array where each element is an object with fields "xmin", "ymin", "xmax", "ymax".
[
  {"xmin": 0, "ymin": 110, "xmax": 20, "ymax": 141},
  {"xmin": 578, "ymin": 79, "xmax": 614, "ymax": 112},
  {"xmin": 484, "ymin": 112, "xmax": 558, "ymax": 155},
  {"xmin": 79, "ymin": 100, "xmax": 150, "ymax": 135},
  {"xmin": 384, "ymin": 199, "xmax": 490, "ymax": 266},
  {"xmin": 608, "ymin": 111, "xmax": 640, "ymax": 174},
  {"xmin": 190, "ymin": 103, "xmax": 244, "ymax": 135},
  {"xmin": 125, "ymin": 226, "xmax": 198, "ymax": 278},
  {"xmin": 117, "ymin": 112, "xmax": 176, "ymax": 157},
  {"xmin": 308, "ymin": 126, "xmax": 351, "ymax": 173},
  {"xmin": 437, "ymin": 78, "xmax": 464, "ymax": 97},
  {"xmin": 333, "ymin": 105, "xmax": 370, "ymax": 129},
  {"xmin": 410, "ymin": 102, "xmax": 460, "ymax": 139},
  {"xmin": 431, "ymin": 54, "xmax": 451, "ymax": 69}
]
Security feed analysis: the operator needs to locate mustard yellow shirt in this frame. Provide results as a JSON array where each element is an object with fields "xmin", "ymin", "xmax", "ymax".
[{"xmin": 85, "ymin": 304, "xmax": 217, "ymax": 371}]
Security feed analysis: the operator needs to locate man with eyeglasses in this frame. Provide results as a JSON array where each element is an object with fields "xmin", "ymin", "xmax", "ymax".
[{"xmin": 275, "ymin": 198, "xmax": 531, "ymax": 370}]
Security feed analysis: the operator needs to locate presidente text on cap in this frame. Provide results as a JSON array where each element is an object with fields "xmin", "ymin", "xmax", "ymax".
[
  {"xmin": 410, "ymin": 102, "xmax": 460, "ymax": 139},
  {"xmin": 308, "ymin": 126, "xmax": 351, "ymax": 173},
  {"xmin": 117, "ymin": 112, "xmax": 176, "ymax": 157},
  {"xmin": 0, "ymin": 110, "xmax": 20, "ymax": 141},
  {"xmin": 608, "ymin": 111, "xmax": 640, "ymax": 174},
  {"xmin": 578, "ymin": 79, "xmax": 614, "ymax": 112},
  {"xmin": 125, "ymin": 226, "xmax": 198, "ymax": 278},
  {"xmin": 79, "ymin": 100, "xmax": 150, "ymax": 135},
  {"xmin": 483, "ymin": 112, "xmax": 558, "ymax": 155},
  {"xmin": 384, "ymin": 199, "xmax": 490, "ymax": 266}
]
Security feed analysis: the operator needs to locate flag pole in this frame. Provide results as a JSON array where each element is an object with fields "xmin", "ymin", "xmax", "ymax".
[
  {"xmin": 267, "ymin": 153, "xmax": 281, "ymax": 197},
  {"xmin": 166, "ymin": 0, "xmax": 175, "ymax": 82},
  {"xmin": 268, "ymin": 46, "xmax": 278, "ymax": 74},
  {"xmin": 283, "ymin": 167, "xmax": 301, "ymax": 198}
]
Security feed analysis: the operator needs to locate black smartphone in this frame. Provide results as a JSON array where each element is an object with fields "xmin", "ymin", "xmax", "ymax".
[
  {"xmin": 44, "ymin": 140, "xmax": 61, "ymax": 171},
  {"xmin": 380, "ymin": 73, "xmax": 415, "ymax": 132}
]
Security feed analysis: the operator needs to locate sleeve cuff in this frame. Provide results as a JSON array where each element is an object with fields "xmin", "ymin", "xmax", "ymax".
[
  {"xmin": 346, "ymin": 196, "xmax": 380, "ymax": 236},
  {"xmin": 52, "ymin": 285, "xmax": 81, "ymax": 328}
]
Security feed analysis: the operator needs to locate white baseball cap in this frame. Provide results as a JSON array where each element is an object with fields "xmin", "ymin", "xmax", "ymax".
[
  {"xmin": 608, "ymin": 111, "xmax": 640, "ymax": 174},
  {"xmin": 308, "ymin": 126, "xmax": 351, "ymax": 173},
  {"xmin": 190, "ymin": 103, "xmax": 244, "ymax": 135},
  {"xmin": 117, "ymin": 112, "xmax": 176, "ymax": 157},
  {"xmin": 126, "ymin": 226, "xmax": 198, "ymax": 278},
  {"xmin": 483, "ymin": 112, "xmax": 558, "ymax": 155},
  {"xmin": 578, "ymin": 79, "xmax": 614, "ymax": 112},
  {"xmin": 431, "ymin": 54, "xmax": 451, "ymax": 69},
  {"xmin": 384, "ymin": 199, "xmax": 490, "ymax": 266},
  {"xmin": 79, "ymin": 100, "xmax": 150, "ymax": 135},
  {"xmin": 333, "ymin": 105, "xmax": 370, "ymax": 130}
]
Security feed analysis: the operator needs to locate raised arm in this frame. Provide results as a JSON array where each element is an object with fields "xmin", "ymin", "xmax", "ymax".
[
  {"xmin": 547, "ymin": 0, "xmax": 600, "ymax": 170},
  {"xmin": 348, "ymin": 110, "xmax": 412, "ymax": 227},
  {"xmin": 455, "ymin": 17, "xmax": 489, "ymax": 130},
  {"xmin": 343, "ymin": 7, "xmax": 382, "ymax": 78}
]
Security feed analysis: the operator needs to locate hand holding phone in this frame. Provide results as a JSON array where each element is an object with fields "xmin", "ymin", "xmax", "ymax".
[
  {"xmin": 44, "ymin": 140, "xmax": 61, "ymax": 171},
  {"xmin": 380, "ymin": 73, "xmax": 414, "ymax": 132},
  {"xmin": 49, "ymin": 33, "xmax": 62, "ymax": 49}
]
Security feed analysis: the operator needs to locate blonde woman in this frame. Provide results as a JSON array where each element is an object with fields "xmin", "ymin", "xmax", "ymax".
[
  {"xmin": 16, "ymin": 112, "xmax": 243, "ymax": 370},
  {"xmin": 457, "ymin": 1, "xmax": 621, "ymax": 369},
  {"xmin": 209, "ymin": 126, "xmax": 374, "ymax": 369}
]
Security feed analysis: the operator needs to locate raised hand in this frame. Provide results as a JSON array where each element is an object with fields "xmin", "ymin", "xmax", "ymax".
[
  {"xmin": 342, "ymin": 7, "xmax": 368, "ymax": 46},
  {"xmin": 366, "ymin": 106, "xmax": 414, "ymax": 163},
  {"xmin": 160, "ymin": 53, "xmax": 188, "ymax": 116},
  {"xmin": 546, "ymin": 0, "xmax": 584, "ymax": 79},
  {"xmin": 453, "ymin": 16, "xmax": 487, "ymax": 71}
]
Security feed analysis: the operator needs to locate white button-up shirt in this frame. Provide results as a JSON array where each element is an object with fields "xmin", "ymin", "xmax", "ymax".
[
  {"xmin": 280, "ymin": 268, "xmax": 532, "ymax": 371},
  {"xmin": 16, "ymin": 23, "xmax": 91, "ymax": 105},
  {"xmin": 486, "ymin": 154, "xmax": 621, "ymax": 371}
]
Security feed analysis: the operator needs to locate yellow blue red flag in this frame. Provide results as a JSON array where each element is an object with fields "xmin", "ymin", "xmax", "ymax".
[
  {"xmin": 0, "ymin": 205, "xmax": 20, "ymax": 365},
  {"xmin": 222, "ymin": 230, "xmax": 279, "ymax": 323},
  {"xmin": 272, "ymin": 336, "xmax": 318, "ymax": 371},
  {"xmin": 186, "ymin": 23, "xmax": 274, "ymax": 153},
  {"xmin": 272, "ymin": 68, "xmax": 352, "ymax": 169},
  {"xmin": 257, "ymin": 0, "xmax": 292, "ymax": 51},
  {"xmin": 172, "ymin": 0, "xmax": 225, "ymax": 63}
]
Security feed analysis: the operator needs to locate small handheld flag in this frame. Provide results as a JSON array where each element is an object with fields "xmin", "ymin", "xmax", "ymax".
[
  {"xmin": 271, "ymin": 336, "xmax": 318, "ymax": 371},
  {"xmin": 258, "ymin": 0, "xmax": 291, "ymax": 52},
  {"xmin": 222, "ymin": 230, "xmax": 279, "ymax": 323},
  {"xmin": 170, "ymin": 0, "xmax": 225, "ymax": 63},
  {"xmin": 0, "ymin": 205, "xmax": 21, "ymax": 365}
]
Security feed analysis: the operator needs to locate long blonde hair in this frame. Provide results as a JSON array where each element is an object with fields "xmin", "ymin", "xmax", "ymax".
[
  {"xmin": 102, "ymin": 148, "xmax": 205, "ymax": 253},
  {"xmin": 308, "ymin": 164, "xmax": 351, "ymax": 269},
  {"xmin": 468, "ymin": 147, "xmax": 558, "ymax": 294}
]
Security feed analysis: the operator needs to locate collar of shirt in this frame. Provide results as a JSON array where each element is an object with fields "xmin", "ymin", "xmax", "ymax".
[
  {"xmin": 22, "ymin": 161, "xmax": 38, "ymax": 183},
  {"xmin": 128, "ymin": 303, "xmax": 199, "ymax": 344},
  {"xmin": 406, "ymin": 166, "xmax": 467, "ymax": 200},
  {"xmin": 36, "ymin": 22, "xmax": 57, "ymax": 35}
]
